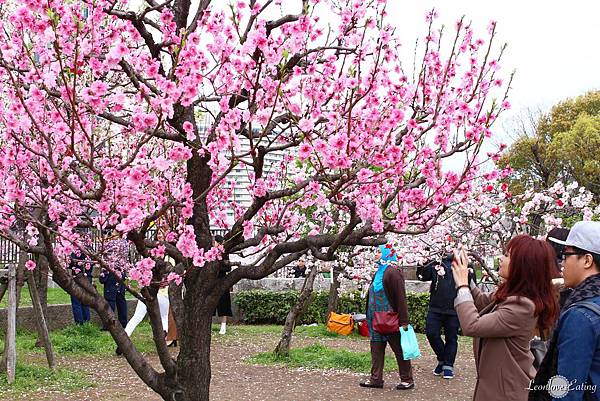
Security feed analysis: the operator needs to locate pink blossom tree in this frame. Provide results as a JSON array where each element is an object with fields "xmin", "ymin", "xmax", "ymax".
[
  {"xmin": 0, "ymin": 1, "xmax": 510, "ymax": 399},
  {"xmin": 384, "ymin": 177, "xmax": 599, "ymax": 282},
  {"xmin": 448, "ymin": 178, "xmax": 599, "ymax": 254}
]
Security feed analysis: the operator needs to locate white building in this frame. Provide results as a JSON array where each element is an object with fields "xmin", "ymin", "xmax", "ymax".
[{"xmin": 197, "ymin": 114, "xmax": 288, "ymax": 227}]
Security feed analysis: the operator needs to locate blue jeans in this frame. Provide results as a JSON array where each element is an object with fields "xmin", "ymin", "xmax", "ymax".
[
  {"xmin": 425, "ymin": 310, "xmax": 460, "ymax": 369},
  {"xmin": 106, "ymin": 294, "xmax": 128, "ymax": 328},
  {"xmin": 71, "ymin": 295, "xmax": 90, "ymax": 324},
  {"xmin": 71, "ymin": 274, "xmax": 92, "ymax": 324}
]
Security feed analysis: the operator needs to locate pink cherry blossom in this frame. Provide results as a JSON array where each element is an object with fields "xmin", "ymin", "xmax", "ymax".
[
  {"xmin": 25, "ymin": 260, "xmax": 36, "ymax": 271},
  {"xmin": 167, "ymin": 272, "xmax": 183, "ymax": 285}
]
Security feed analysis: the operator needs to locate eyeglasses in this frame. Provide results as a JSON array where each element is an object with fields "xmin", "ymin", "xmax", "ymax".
[{"xmin": 560, "ymin": 252, "xmax": 588, "ymax": 262}]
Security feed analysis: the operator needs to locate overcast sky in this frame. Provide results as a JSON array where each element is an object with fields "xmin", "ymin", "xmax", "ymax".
[
  {"xmin": 132, "ymin": 0, "xmax": 599, "ymax": 142},
  {"xmin": 387, "ymin": 1, "xmax": 600, "ymax": 140}
]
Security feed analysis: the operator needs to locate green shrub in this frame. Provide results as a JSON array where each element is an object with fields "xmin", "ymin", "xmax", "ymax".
[
  {"xmin": 406, "ymin": 292, "xmax": 429, "ymax": 333},
  {"xmin": 234, "ymin": 290, "xmax": 430, "ymax": 333}
]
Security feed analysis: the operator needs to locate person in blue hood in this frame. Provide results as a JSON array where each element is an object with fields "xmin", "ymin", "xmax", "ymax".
[{"xmin": 360, "ymin": 244, "xmax": 414, "ymax": 390}]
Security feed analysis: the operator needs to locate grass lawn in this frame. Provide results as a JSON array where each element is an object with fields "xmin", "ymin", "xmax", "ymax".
[
  {"xmin": 226, "ymin": 323, "xmax": 470, "ymax": 344},
  {"xmin": 0, "ymin": 287, "xmax": 73, "ymax": 309},
  {"xmin": 0, "ymin": 322, "xmax": 157, "ymax": 397},
  {"xmin": 0, "ymin": 322, "xmax": 349, "ymax": 396},
  {"xmin": 0, "ymin": 363, "xmax": 94, "ymax": 396},
  {"xmin": 244, "ymin": 324, "xmax": 472, "ymax": 373},
  {"xmin": 219, "ymin": 323, "xmax": 365, "ymax": 340},
  {"xmin": 249, "ymin": 343, "xmax": 399, "ymax": 373},
  {"xmin": 1, "ymin": 321, "xmax": 156, "ymax": 357},
  {"xmin": 3, "ymin": 323, "xmax": 338, "ymax": 359}
]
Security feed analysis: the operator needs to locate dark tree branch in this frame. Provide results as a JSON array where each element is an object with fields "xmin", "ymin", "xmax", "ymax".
[{"xmin": 187, "ymin": 0, "xmax": 212, "ymax": 34}]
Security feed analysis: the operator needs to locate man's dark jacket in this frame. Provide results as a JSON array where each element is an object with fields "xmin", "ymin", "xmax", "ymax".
[{"xmin": 417, "ymin": 259, "xmax": 473, "ymax": 315}]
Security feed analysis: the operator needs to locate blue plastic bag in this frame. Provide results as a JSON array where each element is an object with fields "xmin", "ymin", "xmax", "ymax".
[{"xmin": 400, "ymin": 324, "xmax": 421, "ymax": 360}]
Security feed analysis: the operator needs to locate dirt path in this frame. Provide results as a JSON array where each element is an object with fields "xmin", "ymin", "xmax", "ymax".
[{"xmin": 4, "ymin": 329, "xmax": 477, "ymax": 401}]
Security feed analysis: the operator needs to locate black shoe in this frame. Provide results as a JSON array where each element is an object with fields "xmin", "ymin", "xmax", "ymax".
[
  {"xmin": 115, "ymin": 347, "xmax": 123, "ymax": 356},
  {"xmin": 166, "ymin": 340, "xmax": 178, "ymax": 347},
  {"xmin": 395, "ymin": 382, "xmax": 415, "ymax": 390},
  {"xmin": 359, "ymin": 380, "xmax": 383, "ymax": 388}
]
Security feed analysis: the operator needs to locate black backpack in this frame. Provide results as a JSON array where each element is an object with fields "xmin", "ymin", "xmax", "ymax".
[{"xmin": 529, "ymin": 301, "xmax": 600, "ymax": 401}]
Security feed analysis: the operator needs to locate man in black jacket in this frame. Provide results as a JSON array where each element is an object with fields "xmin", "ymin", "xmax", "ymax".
[{"xmin": 417, "ymin": 253, "xmax": 474, "ymax": 380}]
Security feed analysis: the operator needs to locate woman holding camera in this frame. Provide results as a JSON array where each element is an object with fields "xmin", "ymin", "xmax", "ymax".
[{"xmin": 452, "ymin": 235, "xmax": 559, "ymax": 401}]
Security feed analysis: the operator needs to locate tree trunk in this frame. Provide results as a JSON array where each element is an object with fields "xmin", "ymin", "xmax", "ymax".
[
  {"xmin": 26, "ymin": 270, "xmax": 55, "ymax": 370},
  {"xmin": 33, "ymin": 254, "xmax": 49, "ymax": 348},
  {"xmin": 528, "ymin": 200, "xmax": 548, "ymax": 238},
  {"xmin": 529, "ymin": 213, "xmax": 543, "ymax": 237},
  {"xmin": 3, "ymin": 264, "xmax": 17, "ymax": 382},
  {"xmin": 327, "ymin": 265, "xmax": 342, "ymax": 318},
  {"xmin": 15, "ymin": 250, "xmax": 26, "ymax": 308},
  {"xmin": 174, "ymin": 288, "xmax": 215, "ymax": 401},
  {"xmin": 274, "ymin": 265, "xmax": 319, "ymax": 357},
  {"xmin": 32, "ymin": 212, "xmax": 49, "ymax": 320},
  {"xmin": 33, "ymin": 254, "xmax": 49, "ymax": 318},
  {"xmin": 2, "ymin": 252, "xmax": 26, "ymax": 369}
]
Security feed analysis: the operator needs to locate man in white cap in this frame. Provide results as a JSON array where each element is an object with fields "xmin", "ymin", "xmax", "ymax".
[{"xmin": 547, "ymin": 221, "xmax": 600, "ymax": 400}]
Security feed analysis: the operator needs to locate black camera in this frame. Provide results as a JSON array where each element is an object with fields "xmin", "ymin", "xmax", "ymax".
[{"xmin": 442, "ymin": 252, "xmax": 454, "ymax": 262}]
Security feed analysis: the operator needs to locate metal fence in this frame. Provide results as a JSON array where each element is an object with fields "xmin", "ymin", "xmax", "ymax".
[{"xmin": 0, "ymin": 237, "xmax": 20, "ymax": 267}]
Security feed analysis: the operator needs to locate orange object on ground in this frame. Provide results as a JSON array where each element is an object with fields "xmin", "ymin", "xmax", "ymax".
[{"xmin": 326, "ymin": 312, "xmax": 354, "ymax": 336}]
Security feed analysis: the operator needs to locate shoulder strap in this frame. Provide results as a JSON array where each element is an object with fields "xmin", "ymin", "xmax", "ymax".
[
  {"xmin": 572, "ymin": 301, "xmax": 600, "ymax": 316},
  {"xmin": 538, "ymin": 323, "xmax": 547, "ymax": 341}
]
